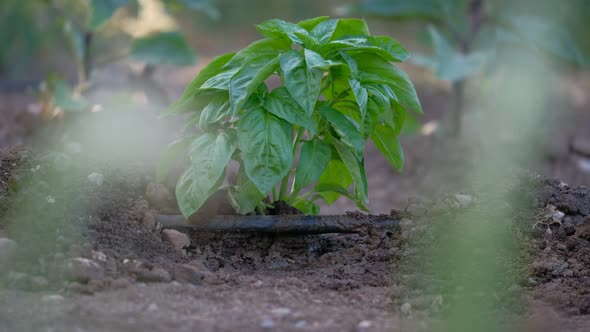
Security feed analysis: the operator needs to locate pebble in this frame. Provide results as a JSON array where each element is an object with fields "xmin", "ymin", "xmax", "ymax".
[
  {"xmin": 400, "ymin": 302, "xmax": 412, "ymax": 316},
  {"xmin": 64, "ymin": 258, "xmax": 105, "ymax": 283},
  {"xmin": 30, "ymin": 276, "xmax": 49, "ymax": 290},
  {"xmin": 527, "ymin": 277, "xmax": 539, "ymax": 287},
  {"xmin": 563, "ymin": 269, "xmax": 574, "ymax": 278},
  {"xmin": 7, "ymin": 272, "xmax": 30, "ymax": 289},
  {"xmin": 87, "ymin": 172, "xmax": 104, "ymax": 186},
  {"xmin": 358, "ymin": 320, "xmax": 372, "ymax": 328},
  {"xmin": 294, "ymin": 320, "xmax": 307, "ymax": 328},
  {"xmin": 0, "ymin": 238, "xmax": 17, "ymax": 259},
  {"xmin": 270, "ymin": 307, "xmax": 292, "ymax": 317},
  {"xmin": 454, "ymin": 194, "xmax": 474, "ymax": 207},
  {"xmin": 161, "ymin": 229, "xmax": 190, "ymax": 251},
  {"xmin": 135, "ymin": 267, "xmax": 172, "ymax": 283},
  {"xmin": 173, "ymin": 263, "xmax": 210, "ymax": 285},
  {"xmin": 42, "ymin": 294, "xmax": 65, "ymax": 303},
  {"xmin": 260, "ymin": 318, "xmax": 275, "ymax": 329},
  {"xmin": 147, "ymin": 303, "xmax": 159, "ymax": 312}
]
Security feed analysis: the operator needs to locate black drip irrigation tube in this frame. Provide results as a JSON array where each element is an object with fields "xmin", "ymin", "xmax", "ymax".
[{"xmin": 156, "ymin": 214, "xmax": 400, "ymax": 235}]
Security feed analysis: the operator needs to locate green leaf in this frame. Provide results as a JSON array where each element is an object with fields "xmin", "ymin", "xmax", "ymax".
[
  {"xmin": 332, "ymin": 138, "xmax": 368, "ymax": 203},
  {"xmin": 323, "ymin": 36, "xmax": 410, "ymax": 62},
  {"xmin": 331, "ymin": 18, "xmax": 370, "ymax": 40},
  {"xmin": 131, "ymin": 31, "xmax": 196, "ymax": 66},
  {"xmin": 229, "ymin": 56, "xmax": 279, "ymax": 114},
  {"xmin": 165, "ymin": 52, "xmax": 235, "ymax": 115},
  {"xmin": 297, "ymin": 16, "xmax": 330, "ymax": 31},
  {"xmin": 176, "ymin": 132, "xmax": 237, "ymax": 217},
  {"xmin": 200, "ymin": 67, "xmax": 240, "ymax": 90},
  {"xmin": 225, "ymin": 38, "xmax": 291, "ymax": 69},
  {"xmin": 228, "ymin": 165, "xmax": 265, "ymax": 214},
  {"xmin": 424, "ymin": 25, "xmax": 485, "ymax": 82},
  {"xmin": 292, "ymin": 200, "xmax": 320, "ymax": 215},
  {"xmin": 349, "ymin": 78, "xmax": 368, "ymax": 122},
  {"xmin": 354, "ymin": 53, "xmax": 423, "ymax": 114},
  {"xmin": 501, "ymin": 14, "xmax": 587, "ymax": 66},
  {"xmin": 237, "ymin": 106, "xmax": 293, "ymax": 195},
  {"xmin": 264, "ymin": 87, "xmax": 319, "ymax": 133},
  {"xmin": 90, "ymin": 0, "xmax": 128, "ymax": 30},
  {"xmin": 310, "ymin": 19, "xmax": 338, "ymax": 45},
  {"xmin": 293, "ymin": 139, "xmax": 331, "ymax": 192},
  {"xmin": 371, "ymin": 123, "xmax": 404, "ymax": 171},
  {"xmin": 157, "ymin": 136, "xmax": 192, "ymax": 182},
  {"xmin": 199, "ymin": 92, "xmax": 230, "ymax": 131},
  {"xmin": 279, "ymin": 50, "xmax": 323, "ymax": 115},
  {"xmin": 256, "ymin": 19, "xmax": 310, "ymax": 45},
  {"xmin": 319, "ymin": 104, "xmax": 364, "ymax": 158},
  {"xmin": 316, "ymin": 159, "xmax": 353, "ymax": 205}
]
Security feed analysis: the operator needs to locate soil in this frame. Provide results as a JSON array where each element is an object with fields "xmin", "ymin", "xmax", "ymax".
[{"xmin": 1, "ymin": 144, "xmax": 590, "ymax": 331}]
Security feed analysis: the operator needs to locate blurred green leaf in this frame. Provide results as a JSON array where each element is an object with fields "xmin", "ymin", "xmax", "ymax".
[
  {"xmin": 500, "ymin": 14, "xmax": 588, "ymax": 66},
  {"xmin": 89, "ymin": 0, "xmax": 129, "ymax": 30},
  {"xmin": 131, "ymin": 31, "xmax": 196, "ymax": 66},
  {"xmin": 168, "ymin": 0, "xmax": 220, "ymax": 19}
]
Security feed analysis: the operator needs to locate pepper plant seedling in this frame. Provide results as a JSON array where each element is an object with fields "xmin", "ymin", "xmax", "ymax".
[{"xmin": 164, "ymin": 16, "xmax": 422, "ymax": 218}]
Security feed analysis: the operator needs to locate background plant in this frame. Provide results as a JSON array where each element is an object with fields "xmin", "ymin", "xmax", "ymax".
[
  {"xmin": 0, "ymin": 0, "xmax": 217, "ymax": 115},
  {"xmin": 163, "ymin": 16, "xmax": 422, "ymax": 217},
  {"xmin": 346, "ymin": 0, "xmax": 590, "ymax": 136}
]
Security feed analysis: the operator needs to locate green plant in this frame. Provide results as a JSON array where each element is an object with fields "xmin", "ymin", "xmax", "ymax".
[
  {"xmin": 37, "ymin": 0, "xmax": 218, "ymax": 114},
  {"xmin": 347, "ymin": 0, "xmax": 589, "ymax": 135},
  {"xmin": 164, "ymin": 16, "xmax": 422, "ymax": 218}
]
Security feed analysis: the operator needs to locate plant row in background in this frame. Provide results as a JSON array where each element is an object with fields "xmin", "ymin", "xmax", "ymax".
[{"xmin": 163, "ymin": 16, "xmax": 422, "ymax": 218}]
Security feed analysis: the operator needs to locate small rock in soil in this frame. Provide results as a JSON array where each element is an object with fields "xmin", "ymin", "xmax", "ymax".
[
  {"xmin": 173, "ymin": 263, "xmax": 211, "ymax": 285},
  {"xmin": 29, "ymin": 276, "xmax": 49, "ymax": 290},
  {"xmin": 0, "ymin": 237, "xmax": 17, "ymax": 259},
  {"xmin": 7, "ymin": 272, "xmax": 31, "ymax": 290},
  {"xmin": 64, "ymin": 258, "xmax": 105, "ymax": 283},
  {"xmin": 87, "ymin": 172, "xmax": 104, "ymax": 186},
  {"xmin": 110, "ymin": 278, "xmax": 132, "ymax": 289},
  {"xmin": 161, "ymin": 229, "xmax": 190, "ymax": 251},
  {"xmin": 41, "ymin": 294, "xmax": 65, "ymax": 303},
  {"xmin": 260, "ymin": 318, "xmax": 275, "ymax": 329},
  {"xmin": 400, "ymin": 302, "xmax": 412, "ymax": 316},
  {"xmin": 134, "ymin": 267, "xmax": 171, "ymax": 283},
  {"xmin": 454, "ymin": 194, "xmax": 474, "ymax": 207}
]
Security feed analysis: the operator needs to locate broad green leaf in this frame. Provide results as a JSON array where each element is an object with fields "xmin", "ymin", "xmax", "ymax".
[
  {"xmin": 319, "ymin": 104, "xmax": 364, "ymax": 158},
  {"xmin": 264, "ymin": 87, "xmax": 319, "ymax": 133},
  {"xmin": 331, "ymin": 18, "xmax": 370, "ymax": 40},
  {"xmin": 166, "ymin": 52, "xmax": 235, "ymax": 115},
  {"xmin": 304, "ymin": 49, "xmax": 339, "ymax": 70},
  {"xmin": 229, "ymin": 56, "xmax": 279, "ymax": 114},
  {"xmin": 157, "ymin": 136, "xmax": 192, "ymax": 182},
  {"xmin": 228, "ymin": 165, "xmax": 265, "ymax": 214},
  {"xmin": 297, "ymin": 16, "xmax": 330, "ymax": 31},
  {"xmin": 293, "ymin": 139, "xmax": 331, "ymax": 192},
  {"xmin": 332, "ymin": 139, "xmax": 368, "ymax": 203},
  {"xmin": 131, "ymin": 31, "xmax": 196, "ymax": 66},
  {"xmin": 176, "ymin": 131, "xmax": 237, "ymax": 217},
  {"xmin": 199, "ymin": 92, "xmax": 230, "ymax": 131},
  {"xmin": 354, "ymin": 53, "xmax": 423, "ymax": 114},
  {"xmin": 349, "ymin": 78, "xmax": 368, "ymax": 122},
  {"xmin": 256, "ymin": 19, "xmax": 309, "ymax": 45},
  {"xmin": 316, "ymin": 159, "xmax": 352, "ymax": 205},
  {"xmin": 312, "ymin": 184, "xmax": 354, "ymax": 201},
  {"xmin": 225, "ymin": 38, "xmax": 291, "ymax": 69},
  {"xmin": 323, "ymin": 36, "xmax": 410, "ymax": 62},
  {"xmin": 237, "ymin": 107, "xmax": 293, "ymax": 195},
  {"xmin": 90, "ymin": 0, "xmax": 128, "ymax": 30},
  {"xmin": 280, "ymin": 50, "xmax": 323, "ymax": 115},
  {"xmin": 292, "ymin": 200, "xmax": 320, "ymax": 215},
  {"xmin": 63, "ymin": 21, "xmax": 85, "ymax": 68},
  {"xmin": 310, "ymin": 19, "xmax": 338, "ymax": 45},
  {"xmin": 371, "ymin": 123, "xmax": 404, "ymax": 171},
  {"xmin": 200, "ymin": 67, "xmax": 240, "ymax": 90}
]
